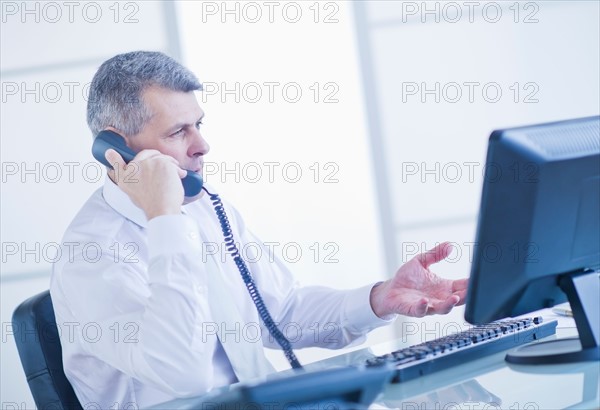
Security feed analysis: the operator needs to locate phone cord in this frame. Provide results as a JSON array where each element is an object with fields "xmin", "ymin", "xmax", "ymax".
[{"xmin": 203, "ymin": 187, "xmax": 303, "ymax": 370}]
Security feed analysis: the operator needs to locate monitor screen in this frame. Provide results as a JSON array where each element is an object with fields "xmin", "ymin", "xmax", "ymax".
[{"xmin": 465, "ymin": 116, "xmax": 600, "ymax": 364}]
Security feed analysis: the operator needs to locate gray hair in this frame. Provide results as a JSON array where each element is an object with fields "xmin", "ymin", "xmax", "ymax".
[{"xmin": 87, "ymin": 51, "xmax": 202, "ymax": 137}]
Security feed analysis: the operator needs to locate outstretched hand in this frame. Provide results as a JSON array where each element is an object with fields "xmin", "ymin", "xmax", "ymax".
[{"xmin": 370, "ymin": 242, "xmax": 468, "ymax": 318}]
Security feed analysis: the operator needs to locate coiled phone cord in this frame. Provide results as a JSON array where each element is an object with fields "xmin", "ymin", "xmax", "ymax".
[{"xmin": 203, "ymin": 186, "xmax": 303, "ymax": 370}]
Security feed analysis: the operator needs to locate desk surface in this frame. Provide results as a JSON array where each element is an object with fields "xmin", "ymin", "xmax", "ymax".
[{"xmin": 149, "ymin": 310, "xmax": 599, "ymax": 410}]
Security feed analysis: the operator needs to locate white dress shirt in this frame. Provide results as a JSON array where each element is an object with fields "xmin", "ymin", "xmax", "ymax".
[{"xmin": 50, "ymin": 177, "xmax": 393, "ymax": 409}]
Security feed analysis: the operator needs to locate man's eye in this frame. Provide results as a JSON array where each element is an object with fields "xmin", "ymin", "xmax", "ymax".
[
  {"xmin": 195, "ymin": 120, "xmax": 203, "ymax": 130},
  {"xmin": 170, "ymin": 129, "xmax": 184, "ymax": 137}
]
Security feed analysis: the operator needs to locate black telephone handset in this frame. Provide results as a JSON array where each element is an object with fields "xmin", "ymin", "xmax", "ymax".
[{"xmin": 92, "ymin": 130, "xmax": 204, "ymax": 197}]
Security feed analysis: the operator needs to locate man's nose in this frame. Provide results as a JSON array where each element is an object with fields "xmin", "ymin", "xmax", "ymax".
[{"xmin": 189, "ymin": 128, "xmax": 210, "ymax": 157}]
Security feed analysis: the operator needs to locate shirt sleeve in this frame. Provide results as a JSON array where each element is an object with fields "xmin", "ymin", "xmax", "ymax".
[
  {"xmin": 52, "ymin": 214, "xmax": 217, "ymax": 397},
  {"xmin": 225, "ymin": 203, "xmax": 396, "ymax": 350}
]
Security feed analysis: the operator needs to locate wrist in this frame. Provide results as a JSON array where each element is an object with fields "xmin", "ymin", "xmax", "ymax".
[{"xmin": 370, "ymin": 281, "xmax": 391, "ymax": 318}]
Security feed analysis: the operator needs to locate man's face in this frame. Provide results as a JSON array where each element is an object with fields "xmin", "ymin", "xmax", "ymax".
[{"xmin": 124, "ymin": 85, "xmax": 209, "ymax": 177}]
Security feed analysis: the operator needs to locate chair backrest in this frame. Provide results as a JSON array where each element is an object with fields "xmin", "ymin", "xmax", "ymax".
[{"xmin": 12, "ymin": 290, "xmax": 83, "ymax": 410}]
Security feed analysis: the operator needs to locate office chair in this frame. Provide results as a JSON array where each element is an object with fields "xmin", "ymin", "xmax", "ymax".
[{"xmin": 12, "ymin": 290, "xmax": 83, "ymax": 410}]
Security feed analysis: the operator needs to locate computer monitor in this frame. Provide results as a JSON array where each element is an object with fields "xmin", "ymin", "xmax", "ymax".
[{"xmin": 465, "ymin": 116, "xmax": 600, "ymax": 364}]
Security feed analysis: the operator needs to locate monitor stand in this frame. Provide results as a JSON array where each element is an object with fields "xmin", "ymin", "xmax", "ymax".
[{"xmin": 506, "ymin": 270, "xmax": 599, "ymax": 364}]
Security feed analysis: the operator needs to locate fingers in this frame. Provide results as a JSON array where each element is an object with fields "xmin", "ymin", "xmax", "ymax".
[
  {"xmin": 417, "ymin": 242, "xmax": 453, "ymax": 269},
  {"xmin": 396, "ymin": 294, "xmax": 461, "ymax": 317},
  {"xmin": 133, "ymin": 149, "xmax": 170, "ymax": 162},
  {"xmin": 106, "ymin": 149, "xmax": 184, "ymax": 179},
  {"xmin": 135, "ymin": 150, "xmax": 184, "ymax": 177},
  {"xmin": 427, "ymin": 294, "xmax": 460, "ymax": 315},
  {"xmin": 413, "ymin": 298, "xmax": 429, "ymax": 317},
  {"xmin": 452, "ymin": 278, "xmax": 469, "ymax": 306},
  {"xmin": 453, "ymin": 289, "xmax": 468, "ymax": 306},
  {"xmin": 425, "ymin": 280, "xmax": 467, "ymax": 314},
  {"xmin": 452, "ymin": 278, "xmax": 469, "ymax": 291},
  {"xmin": 105, "ymin": 149, "xmax": 126, "ymax": 170}
]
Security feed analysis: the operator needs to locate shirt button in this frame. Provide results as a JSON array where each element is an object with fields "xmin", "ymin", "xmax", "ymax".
[{"xmin": 189, "ymin": 231, "xmax": 198, "ymax": 240}]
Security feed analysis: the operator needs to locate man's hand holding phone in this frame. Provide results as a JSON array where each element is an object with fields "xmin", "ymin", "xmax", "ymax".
[{"xmin": 105, "ymin": 148, "xmax": 187, "ymax": 220}]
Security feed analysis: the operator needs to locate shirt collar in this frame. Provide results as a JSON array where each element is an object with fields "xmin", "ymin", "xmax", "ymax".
[
  {"xmin": 102, "ymin": 175, "xmax": 149, "ymax": 228},
  {"xmin": 102, "ymin": 176, "xmax": 198, "ymax": 229}
]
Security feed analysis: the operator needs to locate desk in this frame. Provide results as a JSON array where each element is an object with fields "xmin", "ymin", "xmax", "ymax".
[{"xmin": 148, "ymin": 311, "xmax": 599, "ymax": 410}]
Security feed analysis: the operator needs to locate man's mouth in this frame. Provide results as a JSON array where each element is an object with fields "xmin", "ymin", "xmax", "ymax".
[{"xmin": 188, "ymin": 163, "xmax": 203, "ymax": 173}]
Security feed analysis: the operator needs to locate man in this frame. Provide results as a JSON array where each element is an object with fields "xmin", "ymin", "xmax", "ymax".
[{"xmin": 50, "ymin": 51, "xmax": 467, "ymax": 409}]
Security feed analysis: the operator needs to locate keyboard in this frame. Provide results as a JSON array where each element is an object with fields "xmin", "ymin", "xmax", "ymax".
[{"xmin": 365, "ymin": 317, "xmax": 558, "ymax": 383}]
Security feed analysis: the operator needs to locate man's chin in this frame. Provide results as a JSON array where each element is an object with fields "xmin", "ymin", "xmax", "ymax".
[{"xmin": 183, "ymin": 189, "xmax": 205, "ymax": 204}]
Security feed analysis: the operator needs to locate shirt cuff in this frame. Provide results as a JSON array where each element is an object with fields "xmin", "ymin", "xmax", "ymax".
[
  {"xmin": 147, "ymin": 214, "xmax": 201, "ymax": 260},
  {"xmin": 342, "ymin": 282, "xmax": 398, "ymax": 333}
]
